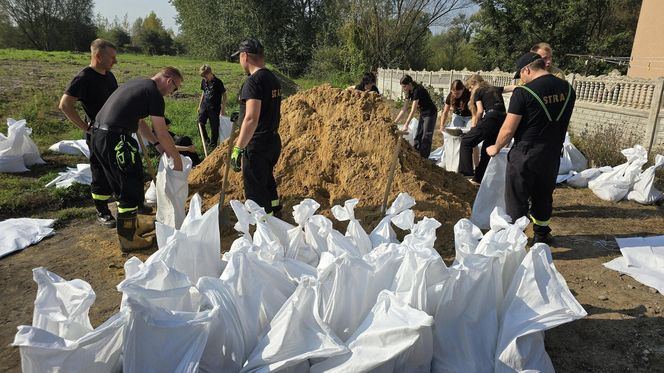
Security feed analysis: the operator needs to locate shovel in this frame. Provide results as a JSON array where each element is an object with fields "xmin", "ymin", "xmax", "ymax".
[
  {"xmin": 197, "ymin": 122, "xmax": 209, "ymax": 157},
  {"xmin": 381, "ymin": 130, "xmax": 409, "ymax": 215},
  {"xmin": 218, "ymin": 112, "xmax": 240, "ymax": 241},
  {"xmin": 136, "ymin": 131, "xmax": 156, "ymax": 182}
]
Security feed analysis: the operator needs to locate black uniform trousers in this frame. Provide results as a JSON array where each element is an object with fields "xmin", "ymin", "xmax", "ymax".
[
  {"xmin": 505, "ymin": 142, "xmax": 560, "ymax": 236},
  {"xmin": 198, "ymin": 107, "xmax": 221, "ymax": 146},
  {"xmin": 85, "ymin": 131, "xmax": 114, "ymax": 210},
  {"xmin": 458, "ymin": 111, "xmax": 505, "ymax": 182},
  {"xmin": 243, "ymin": 133, "xmax": 281, "ymax": 214},
  {"xmin": 91, "ymin": 129, "xmax": 145, "ymax": 212},
  {"xmin": 414, "ymin": 113, "xmax": 437, "ymax": 158}
]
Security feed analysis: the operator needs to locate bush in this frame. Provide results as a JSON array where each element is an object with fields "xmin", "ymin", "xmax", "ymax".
[{"xmin": 571, "ymin": 125, "xmax": 642, "ymax": 167}]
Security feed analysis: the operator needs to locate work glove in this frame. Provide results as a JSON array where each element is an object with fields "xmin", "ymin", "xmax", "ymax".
[{"xmin": 230, "ymin": 146, "xmax": 244, "ymax": 172}]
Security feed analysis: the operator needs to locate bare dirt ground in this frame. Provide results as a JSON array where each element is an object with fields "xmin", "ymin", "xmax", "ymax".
[{"xmin": 0, "ymin": 185, "xmax": 662, "ymax": 372}]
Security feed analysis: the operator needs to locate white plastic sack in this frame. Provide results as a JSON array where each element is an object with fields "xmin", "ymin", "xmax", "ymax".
[
  {"xmin": 156, "ymin": 153, "xmax": 193, "ymax": 229},
  {"xmin": 30, "ymin": 267, "xmax": 95, "ymax": 340},
  {"xmin": 331, "ymin": 198, "xmax": 372, "ymax": 256},
  {"xmin": 45, "ymin": 164, "xmax": 92, "ymax": 188},
  {"xmin": 558, "ymin": 133, "xmax": 587, "ymax": 175},
  {"xmin": 287, "ymin": 199, "xmax": 323, "ymax": 266},
  {"xmin": 403, "ymin": 118, "xmax": 419, "ymax": 146},
  {"xmin": 428, "ymin": 146, "xmax": 443, "ymax": 162},
  {"xmin": 442, "ymin": 131, "xmax": 462, "ymax": 172},
  {"xmin": 242, "ymin": 277, "xmax": 348, "ymax": 372},
  {"xmin": 310, "ymin": 290, "xmax": 434, "ymax": 373},
  {"xmin": 122, "ymin": 297, "xmax": 218, "ymax": 373},
  {"xmin": 0, "ymin": 118, "xmax": 29, "ymax": 172},
  {"xmin": 627, "ymin": 154, "xmax": 664, "ymax": 204},
  {"xmin": 471, "ymin": 148, "xmax": 509, "ymax": 229},
  {"xmin": 604, "ymin": 235, "xmax": 664, "ymax": 294},
  {"xmin": 9, "ymin": 118, "xmax": 45, "ymax": 166},
  {"xmin": 48, "ymin": 139, "xmax": 90, "ymax": 158},
  {"xmin": 144, "ymin": 181, "xmax": 157, "ymax": 205},
  {"xmin": 495, "ymin": 244, "xmax": 587, "ymax": 372},
  {"xmin": 588, "ymin": 144, "xmax": 648, "ymax": 202},
  {"xmin": 0, "ymin": 218, "xmax": 55, "ymax": 258},
  {"xmin": 219, "ymin": 115, "xmax": 233, "ymax": 143},
  {"xmin": 566, "ymin": 166, "xmax": 611, "ymax": 188},
  {"xmin": 147, "ymin": 194, "xmax": 223, "ymax": 282},
  {"xmin": 13, "ymin": 311, "xmax": 128, "ymax": 373},
  {"xmin": 369, "ymin": 192, "xmax": 416, "ymax": 248}
]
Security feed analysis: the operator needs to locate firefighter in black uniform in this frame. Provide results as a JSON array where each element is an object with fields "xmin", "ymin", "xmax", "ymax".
[
  {"xmin": 486, "ymin": 52, "xmax": 576, "ymax": 244},
  {"xmin": 92, "ymin": 67, "xmax": 184, "ymax": 252},
  {"xmin": 230, "ymin": 39, "xmax": 283, "ymax": 216},
  {"xmin": 59, "ymin": 39, "xmax": 118, "ymax": 228}
]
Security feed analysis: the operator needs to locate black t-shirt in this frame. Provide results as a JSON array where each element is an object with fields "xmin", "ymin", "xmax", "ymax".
[
  {"xmin": 407, "ymin": 84, "xmax": 437, "ymax": 116},
  {"xmin": 473, "ymin": 85, "xmax": 506, "ymax": 113},
  {"xmin": 95, "ymin": 79, "xmax": 165, "ymax": 132},
  {"xmin": 508, "ymin": 74, "xmax": 576, "ymax": 148},
  {"xmin": 444, "ymin": 89, "xmax": 471, "ymax": 117},
  {"xmin": 239, "ymin": 68, "xmax": 282, "ymax": 140},
  {"xmin": 64, "ymin": 67, "xmax": 118, "ymax": 123},
  {"xmin": 200, "ymin": 75, "xmax": 226, "ymax": 111},
  {"xmin": 355, "ymin": 84, "xmax": 380, "ymax": 94}
]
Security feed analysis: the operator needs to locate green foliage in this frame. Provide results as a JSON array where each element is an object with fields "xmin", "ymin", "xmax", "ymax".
[
  {"xmin": 426, "ymin": 14, "xmax": 481, "ymax": 71},
  {"xmin": 131, "ymin": 12, "xmax": 175, "ymax": 55},
  {"xmin": 571, "ymin": 125, "xmax": 642, "ymax": 167}
]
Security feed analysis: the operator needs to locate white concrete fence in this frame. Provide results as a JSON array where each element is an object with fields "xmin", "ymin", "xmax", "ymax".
[{"xmin": 377, "ymin": 68, "xmax": 664, "ymax": 153}]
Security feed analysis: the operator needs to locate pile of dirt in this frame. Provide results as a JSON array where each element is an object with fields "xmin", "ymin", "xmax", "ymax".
[{"xmin": 189, "ymin": 84, "xmax": 476, "ymax": 254}]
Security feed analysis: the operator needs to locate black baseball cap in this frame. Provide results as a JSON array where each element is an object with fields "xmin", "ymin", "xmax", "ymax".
[
  {"xmin": 231, "ymin": 38, "xmax": 264, "ymax": 58},
  {"xmin": 514, "ymin": 52, "xmax": 542, "ymax": 79}
]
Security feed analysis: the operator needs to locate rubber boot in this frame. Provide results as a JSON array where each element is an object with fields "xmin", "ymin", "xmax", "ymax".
[
  {"xmin": 136, "ymin": 214, "xmax": 156, "ymax": 237},
  {"xmin": 116, "ymin": 211, "xmax": 154, "ymax": 253}
]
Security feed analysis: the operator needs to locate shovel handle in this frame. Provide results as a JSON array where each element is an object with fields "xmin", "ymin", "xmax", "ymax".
[
  {"xmin": 197, "ymin": 122, "xmax": 209, "ymax": 157},
  {"xmin": 381, "ymin": 131, "xmax": 406, "ymax": 215},
  {"xmin": 136, "ymin": 131, "xmax": 156, "ymax": 183},
  {"xmin": 219, "ymin": 114, "xmax": 240, "ymax": 212}
]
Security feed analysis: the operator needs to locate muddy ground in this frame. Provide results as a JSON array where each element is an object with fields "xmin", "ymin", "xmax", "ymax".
[{"xmin": 0, "ymin": 186, "xmax": 663, "ymax": 372}]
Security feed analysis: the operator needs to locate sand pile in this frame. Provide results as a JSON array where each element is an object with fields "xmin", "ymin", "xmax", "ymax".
[{"xmin": 189, "ymin": 85, "xmax": 476, "ymax": 254}]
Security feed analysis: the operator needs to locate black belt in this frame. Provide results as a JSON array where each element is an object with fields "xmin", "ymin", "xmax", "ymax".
[{"xmin": 93, "ymin": 123, "xmax": 133, "ymax": 135}]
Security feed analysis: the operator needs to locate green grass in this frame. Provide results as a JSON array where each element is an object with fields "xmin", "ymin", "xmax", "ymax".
[{"xmin": 0, "ymin": 49, "xmax": 324, "ymax": 219}]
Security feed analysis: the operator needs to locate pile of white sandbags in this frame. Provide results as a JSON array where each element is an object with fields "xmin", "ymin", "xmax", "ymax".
[
  {"xmin": 13, "ymin": 193, "xmax": 586, "ymax": 372},
  {"xmin": 45, "ymin": 164, "xmax": 92, "ymax": 189},
  {"xmin": 0, "ymin": 118, "xmax": 44, "ymax": 173}
]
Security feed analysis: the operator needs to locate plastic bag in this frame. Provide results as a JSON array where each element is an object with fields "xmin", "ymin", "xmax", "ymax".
[
  {"xmin": 604, "ymin": 235, "xmax": 664, "ymax": 294},
  {"xmin": 242, "ymin": 277, "xmax": 348, "ymax": 372},
  {"xmin": 287, "ymin": 199, "xmax": 323, "ymax": 266},
  {"xmin": 310, "ymin": 290, "xmax": 434, "ymax": 373},
  {"xmin": 495, "ymin": 244, "xmax": 587, "ymax": 372},
  {"xmin": 145, "ymin": 181, "xmax": 157, "ymax": 205},
  {"xmin": 0, "ymin": 118, "xmax": 29, "ymax": 173},
  {"xmin": 219, "ymin": 115, "xmax": 233, "ymax": 143},
  {"xmin": 627, "ymin": 154, "xmax": 664, "ymax": 204},
  {"xmin": 442, "ymin": 131, "xmax": 462, "ymax": 172},
  {"xmin": 45, "ymin": 164, "xmax": 92, "ymax": 188},
  {"xmin": 331, "ymin": 198, "xmax": 372, "ymax": 256},
  {"xmin": 0, "ymin": 218, "xmax": 55, "ymax": 258},
  {"xmin": 589, "ymin": 145, "xmax": 648, "ymax": 202},
  {"xmin": 48, "ymin": 139, "xmax": 90, "ymax": 158},
  {"xmin": 403, "ymin": 118, "xmax": 419, "ymax": 146},
  {"xmin": 9, "ymin": 118, "xmax": 44, "ymax": 166},
  {"xmin": 566, "ymin": 166, "xmax": 611, "ymax": 188},
  {"xmin": 369, "ymin": 192, "xmax": 416, "ymax": 248},
  {"xmin": 471, "ymin": 148, "xmax": 509, "ymax": 229},
  {"xmin": 558, "ymin": 133, "xmax": 587, "ymax": 175},
  {"xmin": 156, "ymin": 153, "xmax": 193, "ymax": 229}
]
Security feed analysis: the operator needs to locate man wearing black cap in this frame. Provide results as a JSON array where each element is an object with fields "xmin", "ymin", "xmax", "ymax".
[
  {"xmin": 230, "ymin": 38, "xmax": 282, "ymax": 216},
  {"xmin": 486, "ymin": 52, "xmax": 576, "ymax": 244}
]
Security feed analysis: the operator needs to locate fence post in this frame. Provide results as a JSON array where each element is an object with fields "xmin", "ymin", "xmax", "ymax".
[{"xmin": 645, "ymin": 77, "xmax": 664, "ymax": 153}]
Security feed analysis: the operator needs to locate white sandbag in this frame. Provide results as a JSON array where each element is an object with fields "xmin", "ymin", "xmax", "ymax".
[
  {"xmin": 45, "ymin": 163, "xmax": 92, "ymax": 188},
  {"xmin": 305, "ymin": 215, "xmax": 334, "ymax": 255},
  {"xmin": 369, "ymin": 192, "xmax": 416, "ymax": 248},
  {"xmin": 196, "ymin": 277, "xmax": 247, "ymax": 373},
  {"xmin": 566, "ymin": 166, "xmax": 611, "ymax": 188},
  {"xmin": 244, "ymin": 199, "xmax": 295, "ymax": 250},
  {"xmin": 471, "ymin": 148, "xmax": 509, "ymax": 229},
  {"xmin": 48, "ymin": 139, "xmax": 90, "ymax": 158},
  {"xmin": 430, "ymin": 255, "xmax": 504, "ymax": 373},
  {"xmin": 556, "ymin": 171, "xmax": 574, "ymax": 184},
  {"xmin": 219, "ymin": 115, "xmax": 233, "ymax": 142},
  {"xmin": 627, "ymin": 154, "xmax": 664, "ymax": 204},
  {"xmin": 8, "ymin": 118, "xmax": 45, "ymax": 166},
  {"xmin": 401, "ymin": 217, "xmax": 441, "ymax": 252},
  {"xmin": 495, "ymin": 244, "xmax": 587, "ymax": 372},
  {"xmin": 287, "ymin": 199, "xmax": 323, "ymax": 266},
  {"xmin": 13, "ymin": 311, "xmax": 128, "ymax": 373},
  {"xmin": 30, "ymin": 267, "xmax": 95, "ymax": 340},
  {"xmin": 144, "ymin": 180, "xmax": 157, "ymax": 205},
  {"xmin": 0, "ymin": 119, "xmax": 29, "ymax": 173},
  {"xmin": 453, "ymin": 218, "xmax": 483, "ymax": 256},
  {"xmin": 156, "ymin": 153, "xmax": 193, "ymax": 229},
  {"xmin": 310, "ymin": 290, "xmax": 434, "ymax": 373},
  {"xmin": 117, "ymin": 260, "xmax": 202, "ymax": 312},
  {"xmin": 403, "ymin": 118, "xmax": 419, "ymax": 146},
  {"xmin": 0, "ymin": 218, "xmax": 55, "ymax": 258},
  {"xmin": 331, "ymin": 198, "xmax": 372, "ymax": 256},
  {"xmin": 242, "ymin": 277, "xmax": 348, "ymax": 373},
  {"xmin": 428, "ymin": 146, "xmax": 443, "ymax": 162},
  {"xmin": 442, "ymin": 131, "xmax": 462, "ymax": 172},
  {"xmin": 391, "ymin": 246, "xmax": 447, "ymax": 315},
  {"xmin": 558, "ymin": 133, "xmax": 586, "ymax": 175},
  {"xmin": 588, "ymin": 144, "xmax": 648, "ymax": 202},
  {"xmin": 122, "ymin": 297, "xmax": 218, "ymax": 373},
  {"xmin": 604, "ymin": 235, "xmax": 664, "ymax": 294},
  {"xmin": 147, "ymin": 194, "xmax": 222, "ymax": 282}
]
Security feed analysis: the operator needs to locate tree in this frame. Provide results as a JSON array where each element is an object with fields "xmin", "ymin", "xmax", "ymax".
[
  {"xmin": 0, "ymin": 0, "xmax": 96, "ymax": 51},
  {"xmin": 132, "ymin": 12, "xmax": 175, "ymax": 55},
  {"xmin": 427, "ymin": 14, "xmax": 480, "ymax": 70},
  {"xmin": 96, "ymin": 14, "xmax": 132, "ymax": 50}
]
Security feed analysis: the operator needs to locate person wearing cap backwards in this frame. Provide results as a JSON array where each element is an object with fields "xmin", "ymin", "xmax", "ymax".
[
  {"xmin": 197, "ymin": 64, "xmax": 227, "ymax": 149},
  {"xmin": 91, "ymin": 67, "xmax": 184, "ymax": 252},
  {"xmin": 230, "ymin": 38, "xmax": 283, "ymax": 216},
  {"xmin": 486, "ymin": 52, "xmax": 576, "ymax": 244}
]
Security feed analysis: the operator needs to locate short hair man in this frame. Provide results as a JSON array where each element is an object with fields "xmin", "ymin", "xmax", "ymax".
[
  {"xmin": 530, "ymin": 42, "xmax": 566, "ymax": 80},
  {"xmin": 486, "ymin": 52, "xmax": 576, "ymax": 244},
  {"xmin": 91, "ymin": 67, "xmax": 184, "ymax": 252},
  {"xmin": 229, "ymin": 39, "xmax": 283, "ymax": 216},
  {"xmin": 197, "ymin": 64, "xmax": 227, "ymax": 148},
  {"xmin": 59, "ymin": 38, "xmax": 118, "ymax": 228}
]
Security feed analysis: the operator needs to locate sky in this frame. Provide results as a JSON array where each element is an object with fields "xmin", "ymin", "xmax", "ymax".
[{"xmin": 94, "ymin": 0, "xmax": 180, "ymax": 33}]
